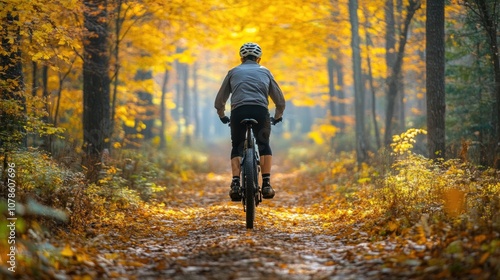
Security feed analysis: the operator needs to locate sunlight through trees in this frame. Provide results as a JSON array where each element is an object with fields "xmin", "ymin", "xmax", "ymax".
[{"xmin": 1, "ymin": 0, "xmax": 500, "ymax": 278}]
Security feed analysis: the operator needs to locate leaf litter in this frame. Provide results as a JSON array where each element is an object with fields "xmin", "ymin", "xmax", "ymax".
[{"xmin": 41, "ymin": 161, "xmax": 498, "ymax": 280}]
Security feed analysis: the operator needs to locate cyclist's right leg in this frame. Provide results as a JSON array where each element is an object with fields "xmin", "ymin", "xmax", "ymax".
[
  {"xmin": 260, "ymin": 155, "xmax": 275, "ymax": 199},
  {"xmin": 260, "ymin": 155, "xmax": 271, "ymax": 174}
]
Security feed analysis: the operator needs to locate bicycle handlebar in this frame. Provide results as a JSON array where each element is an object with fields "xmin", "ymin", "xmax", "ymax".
[{"xmin": 225, "ymin": 119, "xmax": 283, "ymax": 127}]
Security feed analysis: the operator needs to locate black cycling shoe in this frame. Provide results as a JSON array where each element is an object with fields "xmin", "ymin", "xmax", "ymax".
[
  {"xmin": 262, "ymin": 181, "xmax": 275, "ymax": 199},
  {"xmin": 229, "ymin": 180, "xmax": 242, "ymax": 201}
]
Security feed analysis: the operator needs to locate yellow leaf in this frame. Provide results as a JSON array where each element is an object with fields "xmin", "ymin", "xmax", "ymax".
[
  {"xmin": 124, "ymin": 119, "xmax": 135, "ymax": 127},
  {"xmin": 206, "ymin": 172, "xmax": 216, "ymax": 180},
  {"xmin": 308, "ymin": 131, "xmax": 324, "ymax": 145},
  {"xmin": 357, "ymin": 177, "xmax": 371, "ymax": 184},
  {"xmin": 76, "ymin": 253, "xmax": 90, "ymax": 262},
  {"xmin": 152, "ymin": 136, "xmax": 160, "ymax": 145},
  {"xmin": 319, "ymin": 124, "xmax": 337, "ymax": 137},
  {"xmin": 61, "ymin": 244, "xmax": 74, "ymax": 257},
  {"xmin": 388, "ymin": 221, "xmax": 398, "ymax": 232}
]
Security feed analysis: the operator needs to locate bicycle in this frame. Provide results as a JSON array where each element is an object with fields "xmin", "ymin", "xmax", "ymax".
[{"xmin": 237, "ymin": 117, "xmax": 280, "ymax": 229}]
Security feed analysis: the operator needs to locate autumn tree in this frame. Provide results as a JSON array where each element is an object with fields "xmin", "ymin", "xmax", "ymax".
[
  {"xmin": 180, "ymin": 62, "xmax": 191, "ymax": 146},
  {"xmin": 426, "ymin": 0, "xmax": 446, "ymax": 159},
  {"xmin": 385, "ymin": 0, "xmax": 396, "ymax": 96},
  {"xmin": 385, "ymin": 0, "xmax": 397, "ymax": 143},
  {"xmin": 327, "ymin": 56, "xmax": 337, "ymax": 148},
  {"xmin": 364, "ymin": 31, "xmax": 382, "ymax": 150},
  {"xmin": 83, "ymin": 0, "xmax": 111, "ymax": 182},
  {"xmin": 134, "ymin": 69, "xmax": 155, "ymax": 141},
  {"xmin": 159, "ymin": 65, "xmax": 170, "ymax": 149},
  {"xmin": 193, "ymin": 63, "xmax": 201, "ymax": 140},
  {"xmin": 0, "ymin": 4, "xmax": 25, "ymax": 191},
  {"xmin": 108, "ymin": 0, "xmax": 163, "ymax": 145},
  {"xmin": 335, "ymin": 62, "xmax": 347, "ymax": 133},
  {"xmin": 348, "ymin": 0, "xmax": 367, "ymax": 163},
  {"xmin": 461, "ymin": 0, "xmax": 500, "ymax": 167},
  {"xmin": 383, "ymin": 0, "xmax": 421, "ymax": 146}
]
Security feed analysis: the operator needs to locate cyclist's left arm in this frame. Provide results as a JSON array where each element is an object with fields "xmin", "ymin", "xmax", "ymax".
[{"xmin": 214, "ymin": 73, "xmax": 232, "ymax": 118}]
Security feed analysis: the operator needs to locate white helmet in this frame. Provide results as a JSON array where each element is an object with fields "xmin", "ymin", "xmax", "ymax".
[{"xmin": 239, "ymin": 42, "xmax": 262, "ymax": 58}]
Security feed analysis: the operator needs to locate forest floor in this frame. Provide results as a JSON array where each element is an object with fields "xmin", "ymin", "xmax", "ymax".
[
  {"xmin": 42, "ymin": 152, "xmax": 492, "ymax": 280},
  {"xmin": 8, "ymin": 147, "xmax": 499, "ymax": 280},
  {"xmin": 54, "ymin": 173, "xmax": 410, "ymax": 279}
]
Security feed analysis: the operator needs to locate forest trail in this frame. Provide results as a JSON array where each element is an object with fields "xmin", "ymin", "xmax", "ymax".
[{"xmin": 57, "ymin": 154, "xmax": 433, "ymax": 280}]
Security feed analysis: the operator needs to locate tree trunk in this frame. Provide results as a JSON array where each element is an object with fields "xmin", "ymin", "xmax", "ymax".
[
  {"xmin": 385, "ymin": 0, "xmax": 396, "ymax": 73},
  {"xmin": 365, "ymin": 33, "xmax": 382, "ymax": 150},
  {"xmin": 182, "ymin": 63, "xmax": 191, "ymax": 146},
  {"xmin": 384, "ymin": 0, "xmax": 420, "ymax": 145},
  {"xmin": 348, "ymin": 0, "xmax": 367, "ymax": 164},
  {"xmin": 193, "ymin": 62, "xmax": 201, "ymax": 139},
  {"xmin": 298, "ymin": 106, "xmax": 313, "ymax": 134},
  {"xmin": 385, "ymin": 0, "xmax": 397, "ymax": 137},
  {"xmin": 110, "ymin": 0, "xmax": 123, "ymax": 144},
  {"xmin": 31, "ymin": 61, "xmax": 38, "ymax": 97},
  {"xmin": 327, "ymin": 57, "xmax": 337, "ymax": 150},
  {"xmin": 174, "ymin": 58, "xmax": 183, "ymax": 139},
  {"xmin": 54, "ymin": 60, "xmax": 75, "ymax": 127},
  {"xmin": 426, "ymin": 0, "xmax": 446, "ymax": 159},
  {"xmin": 397, "ymin": 71, "xmax": 405, "ymax": 131},
  {"xmin": 42, "ymin": 65, "xmax": 49, "ymax": 117},
  {"xmin": 42, "ymin": 65, "xmax": 52, "ymax": 152},
  {"xmin": 202, "ymin": 97, "xmax": 212, "ymax": 140},
  {"xmin": 385, "ymin": 0, "xmax": 396, "ymax": 87},
  {"xmin": 83, "ymin": 0, "xmax": 111, "ymax": 182},
  {"xmin": 160, "ymin": 67, "xmax": 170, "ymax": 149},
  {"xmin": 336, "ymin": 62, "xmax": 346, "ymax": 132},
  {"xmin": 134, "ymin": 69, "xmax": 154, "ymax": 141}
]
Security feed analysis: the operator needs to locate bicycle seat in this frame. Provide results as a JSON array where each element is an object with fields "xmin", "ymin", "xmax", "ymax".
[{"xmin": 240, "ymin": 118, "xmax": 258, "ymax": 125}]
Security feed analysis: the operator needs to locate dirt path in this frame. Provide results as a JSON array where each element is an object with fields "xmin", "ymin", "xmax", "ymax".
[{"xmin": 154, "ymin": 171, "xmax": 343, "ymax": 280}]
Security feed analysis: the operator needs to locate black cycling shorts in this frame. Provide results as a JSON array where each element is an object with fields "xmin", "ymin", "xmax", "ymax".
[{"xmin": 230, "ymin": 105, "xmax": 272, "ymax": 158}]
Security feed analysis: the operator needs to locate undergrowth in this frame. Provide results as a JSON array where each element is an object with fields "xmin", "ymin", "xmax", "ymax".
[
  {"xmin": 295, "ymin": 128, "xmax": 500, "ymax": 276},
  {"xmin": 294, "ymin": 128, "xmax": 500, "ymax": 234},
  {"xmin": 0, "ymin": 142, "xmax": 209, "ymax": 277}
]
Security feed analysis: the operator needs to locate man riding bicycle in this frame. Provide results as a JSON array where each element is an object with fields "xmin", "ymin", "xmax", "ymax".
[{"xmin": 214, "ymin": 42, "xmax": 286, "ymax": 201}]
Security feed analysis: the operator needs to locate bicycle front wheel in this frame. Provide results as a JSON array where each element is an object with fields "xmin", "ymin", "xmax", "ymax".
[{"xmin": 244, "ymin": 147, "xmax": 257, "ymax": 229}]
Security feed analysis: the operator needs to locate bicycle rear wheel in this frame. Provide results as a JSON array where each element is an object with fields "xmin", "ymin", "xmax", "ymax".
[{"xmin": 243, "ymin": 147, "xmax": 257, "ymax": 229}]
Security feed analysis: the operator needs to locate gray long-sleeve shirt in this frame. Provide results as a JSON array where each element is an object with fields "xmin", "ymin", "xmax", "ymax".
[{"xmin": 214, "ymin": 60, "xmax": 286, "ymax": 119}]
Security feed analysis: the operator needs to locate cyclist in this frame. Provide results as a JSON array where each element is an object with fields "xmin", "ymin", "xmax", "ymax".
[{"xmin": 214, "ymin": 42, "xmax": 286, "ymax": 201}]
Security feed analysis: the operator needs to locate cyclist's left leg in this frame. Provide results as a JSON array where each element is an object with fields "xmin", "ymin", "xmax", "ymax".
[
  {"xmin": 231, "ymin": 157, "xmax": 241, "ymax": 177},
  {"xmin": 228, "ymin": 107, "xmax": 247, "ymax": 201},
  {"xmin": 229, "ymin": 156, "xmax": 242, "ymax": 201}
]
